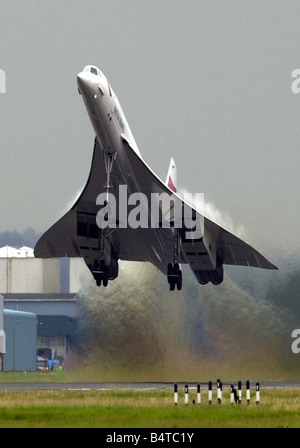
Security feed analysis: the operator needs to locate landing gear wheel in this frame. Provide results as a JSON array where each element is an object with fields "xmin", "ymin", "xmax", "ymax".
[
  {"xmin": 93, "ymin": 259, "xmax": 109, "ymax": 287},
  {"xmin": 176, "ymin": 269, "xmax": 182, "ymax": 291},
  {"xmin": 167, "ymin": 263, "xmax": 173, "ymax": 285},
  {"xmin": 96, "ymin": 277, "xmax": 102, "ymax": 287},
  {"xmin": 167, "ymin": 262, "xmax": 183, "ymax": 291},
  {"xmin": 169, "ymin": 281, "xmax": 176, "ymax": 291},
  {"xmin": 167, "ymin": 263, "xmax": 173, "ymax": 277},
  {"xmin": 103, "ymin": 275, "xmax": 109, "ymax": 287}
]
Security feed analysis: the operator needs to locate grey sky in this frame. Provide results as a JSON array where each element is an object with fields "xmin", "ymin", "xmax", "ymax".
[{"xmin": 0, "ymin": 0, "xmax": 300, "ymax": 254}]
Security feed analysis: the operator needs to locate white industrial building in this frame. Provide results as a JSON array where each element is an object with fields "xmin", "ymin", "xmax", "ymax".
[
  {"xmin": 0, "ymin": 245, "xmax": 96, "ymax": 294},
  {"xmin": 69, "ymin": 258, "xmax": 92, "ymax": 293},
  {"xmin": 0, "ymin": 245, "xmax": 60, "ymax": 294}
]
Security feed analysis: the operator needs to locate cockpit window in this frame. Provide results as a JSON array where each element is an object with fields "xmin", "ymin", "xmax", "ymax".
[{"xmin": 90, "ymin": 67, "xmax": 98, "ymax": 76}]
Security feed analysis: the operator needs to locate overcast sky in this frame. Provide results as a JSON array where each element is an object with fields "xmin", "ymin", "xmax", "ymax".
[{"xmin": 0, "ymin": 0, "xmax": 300, "ymax": 254}]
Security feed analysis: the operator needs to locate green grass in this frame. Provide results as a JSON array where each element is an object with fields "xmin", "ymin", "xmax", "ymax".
[
  {"xmin": 0, "ymin": 371, "xmax": 69, "ymax": 382},
  {"xmin": 0, "ymin": 388, "xmax": 299, "ymax": 427}
]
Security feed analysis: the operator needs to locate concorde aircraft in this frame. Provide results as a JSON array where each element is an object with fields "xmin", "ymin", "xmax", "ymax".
[{"xmin": 34, "ymin": 65, "xmax": 277, "ymax": 290}]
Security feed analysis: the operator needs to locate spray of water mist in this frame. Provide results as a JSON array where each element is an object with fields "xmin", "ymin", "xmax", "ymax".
[{"xmin": 72, "ymin": 259, "xmax": 298, "ymax": 381}]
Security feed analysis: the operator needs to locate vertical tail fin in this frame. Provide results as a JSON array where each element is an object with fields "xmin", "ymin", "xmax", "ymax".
[{"xmin": 165, "ymin": 157, "xmax": 177, "ymax": 193}]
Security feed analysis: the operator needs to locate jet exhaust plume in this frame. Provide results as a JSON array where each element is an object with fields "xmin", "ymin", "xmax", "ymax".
[
  {"xmin": 71, "ymin": 261, "xmax": 298, "ymax": 381},
  {"xmin": 177, "ymin": 186, "xmax": 247, "ymax": 240}
]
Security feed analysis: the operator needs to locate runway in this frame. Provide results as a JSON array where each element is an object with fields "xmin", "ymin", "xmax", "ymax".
[{"xmin": 0, "ymin": 381, "xmax": 300, "ymax": 391}]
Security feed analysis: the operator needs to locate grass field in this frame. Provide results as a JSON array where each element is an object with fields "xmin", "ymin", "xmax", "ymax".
[
  {"xmin": 0, "ymin": 388, "xmax": 299, "ymax": 428},
  {"xmin": 0, "ymin": 371, "xmax": 69, "ymax": 382}
]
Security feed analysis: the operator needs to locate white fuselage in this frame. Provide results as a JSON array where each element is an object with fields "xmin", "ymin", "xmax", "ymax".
[{"xmin": 77, "ymin": 66, "xmax": 140, "ymax": 157}]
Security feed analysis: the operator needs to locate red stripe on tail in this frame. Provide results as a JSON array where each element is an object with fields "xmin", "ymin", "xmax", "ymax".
[{"xmin": 168, "ymin": 176, "xmax": 177, "ymax": 193}]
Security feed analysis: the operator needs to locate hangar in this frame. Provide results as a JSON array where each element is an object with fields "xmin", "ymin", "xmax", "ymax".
[
  {"xmin": 0, "ymin": 246, "xmax": 81, "ymax": 366},
  {"xmin": 0, "ymin": 295, "xmax": 37, "ymax": 372},
  {"xmin": 3, "ymin": 293, "xmax": 78, "ymax": 358}
]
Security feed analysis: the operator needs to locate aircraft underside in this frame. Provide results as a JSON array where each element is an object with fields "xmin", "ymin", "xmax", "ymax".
[
  {"xmin": 34, "ymin": 65, "xmax": 277, "ymax": 292},
  {"xmin": 78, "ymin": 142, "xmax": 224, "ymax": 291}
]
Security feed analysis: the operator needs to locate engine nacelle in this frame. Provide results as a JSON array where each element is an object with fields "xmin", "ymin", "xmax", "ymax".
[{"xmin": 193, "ymin": 262, "xmax": 224, "ymax": 286}]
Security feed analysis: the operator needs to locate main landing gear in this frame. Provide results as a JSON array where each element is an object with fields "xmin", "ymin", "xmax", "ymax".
[
  {"xmin": 167, "ymin": 262, "xmax": 182, "ymax": 291},
  {"xmin": 92, "ymin": 149, "xmax": 117, "ymax": 288},
  {"xmin": 166, "ymin": 228, "xmax": 183, "ymax": 291},
  {"xmin": 92, "ymin": 258, "xmax": 109, "ymax": 287}
]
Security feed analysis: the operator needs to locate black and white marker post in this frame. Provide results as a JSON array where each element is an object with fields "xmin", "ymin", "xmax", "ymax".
[
  {"xmin": 230, "ymin": 385, "xmax": 235, "ymax": 405},
  {"xmin": 197, "ymin": 384, "xmax": 201, "ymax": 405},
  {"xmin": 256, "ymin": 383, "xmax": 260, "ymax": 405},
  {"xmin": 246, "ymin": 381, "xmax": 250, "ymax": 405},
  {"xmin": 174, "ymin": 384, "xmax": 178, "ymax": 406},
  {"xmin": 238, "ymin": 381, "xmax": 242, "ymax": 405},
  {"xmin": 208, "ymin": 381, "xmax": 213, "ymax": 405},
  {"xmin": 185, "ymin": 384, "xmax": 189, "ymax": 405},
  {"xmin": 217, "ymin": 379, "xmax": 221, "ymax": 404}
]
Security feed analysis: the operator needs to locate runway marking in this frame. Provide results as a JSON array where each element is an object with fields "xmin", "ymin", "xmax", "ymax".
[{"xmin": 68, "ymin": 388, "xmax": 91, "ymax": 391}]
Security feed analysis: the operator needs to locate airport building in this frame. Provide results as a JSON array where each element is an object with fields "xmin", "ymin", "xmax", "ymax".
[
  {"xmin": 0, "ymin": 246, "xmax": 60, "ymax": 294},
  {"xmin": 3, "ymin": 309, "xmax": 37, "ymax": 371},
  {"xmin": 0, "ymin": 246, "xmax": 83, "ymax": 369},
  {"xmin": 0, "ymin": 295, "xmax": 37, "ymax": 372},
  {"xmin": 69, "ymin": 258, "xmax": 92, "ymax": 293},
  {"xmin": 3, "ymin": 293, "xmax": 78, "ymax": 358}
]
